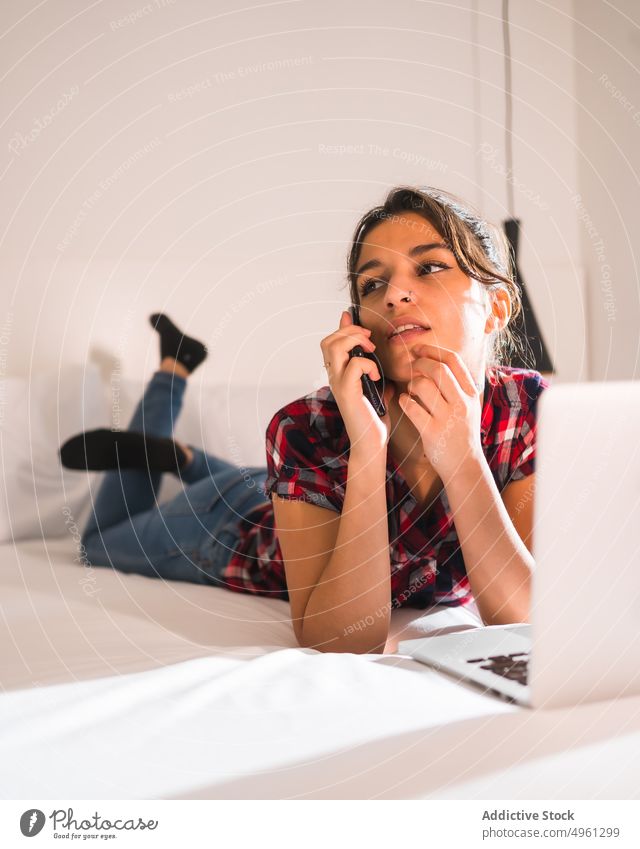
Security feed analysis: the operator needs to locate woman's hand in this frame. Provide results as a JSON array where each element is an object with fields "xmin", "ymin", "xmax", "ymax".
[
  {"xmin": 320, "ymin": 310, "xmax": 396, "ymax": 456},
  {"xmin": 398, "ymin": 344, "xmax": 484, "ymax": 484}
]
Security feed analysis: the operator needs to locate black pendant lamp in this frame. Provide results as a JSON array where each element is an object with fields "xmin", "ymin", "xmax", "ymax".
[
  {"xmin": 503, "ymin": 218, "xmax": 555, "ymax": 373},
  {"xmin": 501, "ymin": 0, "xmax": 555, "ymax": 375}
]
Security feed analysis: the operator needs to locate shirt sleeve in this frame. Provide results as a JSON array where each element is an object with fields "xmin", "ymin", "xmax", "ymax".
[
  {"xmin": 263, "ymin": 404, "xmax": 344, "ymax": 514},
  {"xmin": 509, "ymin": 373, "xmax": 551, "ymax": 481}
]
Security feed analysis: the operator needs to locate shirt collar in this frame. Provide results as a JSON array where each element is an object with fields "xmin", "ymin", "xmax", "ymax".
[{"xmin": 480, "ymin": 373, "xmax": 495, "ymax": 444}]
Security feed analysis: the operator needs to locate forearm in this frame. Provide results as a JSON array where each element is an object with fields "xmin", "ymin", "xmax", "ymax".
[
  {"xmin": 444, "ymin": 454, "xmax": 533, "ymax": 626},
  {"xmin": 302, "ymin": 449, "xmax": 391, "ymax": 653}
]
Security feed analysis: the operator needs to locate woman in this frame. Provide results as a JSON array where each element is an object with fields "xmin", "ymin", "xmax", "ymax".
[{"xmin": 61, "ymin": 186, "xmax": 549, "ymax": 655}]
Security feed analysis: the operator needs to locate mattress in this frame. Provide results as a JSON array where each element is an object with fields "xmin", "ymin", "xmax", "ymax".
[{"xmin": 1, "ymin": 538, "xmax": 638, "ymax": 799}]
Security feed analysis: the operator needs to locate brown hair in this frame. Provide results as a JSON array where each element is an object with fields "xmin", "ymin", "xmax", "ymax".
[{"xmin": 345, "ymin": 185, "xmax": 533, "ymax": 370}]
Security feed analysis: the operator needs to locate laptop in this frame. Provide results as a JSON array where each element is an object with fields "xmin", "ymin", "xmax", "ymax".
[{"xmin": 398, "ymin": 380, "xmax": 640, "ymax": 709}]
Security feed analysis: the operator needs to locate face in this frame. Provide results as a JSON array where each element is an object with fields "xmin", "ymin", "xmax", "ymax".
[{"xmin": 353, "ymin": 211, "xmax": 504, "ymax": 387}]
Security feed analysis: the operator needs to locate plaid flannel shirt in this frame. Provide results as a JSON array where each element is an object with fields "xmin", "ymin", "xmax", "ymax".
[{"xmin": 217, "ymin": 366, "xmax": 549, "ymax": 610}]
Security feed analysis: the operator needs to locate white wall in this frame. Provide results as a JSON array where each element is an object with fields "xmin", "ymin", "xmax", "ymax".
[
  {"xmin": 0, "ymin": 0, "xmax": 596, "ymax": 396},
  {"xmin": 573, "ymin": 0, "xmax": 640, "ymax": 381}
]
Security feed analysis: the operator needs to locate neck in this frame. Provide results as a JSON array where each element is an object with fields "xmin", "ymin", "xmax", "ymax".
[{"xmin": 387, "ymin": 393, "xmax": 433, "ymax": 469}]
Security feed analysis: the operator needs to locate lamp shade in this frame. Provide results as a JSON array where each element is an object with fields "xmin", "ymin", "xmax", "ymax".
[{"xmin": 503, "ymin": 218, "xmax": 555, "ymax": 374}]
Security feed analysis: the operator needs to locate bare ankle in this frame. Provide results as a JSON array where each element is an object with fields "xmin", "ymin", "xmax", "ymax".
[
  {"xmin": 160, "ymin": 357, "xmax": 189, "ymax": 379},
  {"xmin": 179, "ymin": 442, "xmax": 194, "ymax": 468}
]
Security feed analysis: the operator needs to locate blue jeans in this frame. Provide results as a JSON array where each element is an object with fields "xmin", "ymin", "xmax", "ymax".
[{"xmin": 81, "ymin": 370, "xmax": 269, "ymax": 586}]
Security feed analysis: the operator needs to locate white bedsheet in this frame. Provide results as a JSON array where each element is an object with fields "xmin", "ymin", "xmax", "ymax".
[{"xmin": 1, "ymin": 538, "xmax": 639, "ymax": 799}]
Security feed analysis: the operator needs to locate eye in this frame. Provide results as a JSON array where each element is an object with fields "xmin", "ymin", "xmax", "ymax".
[
  {"xmin": 359, "ymin": 262, "xmax": 449, "ymax": 296},
  {"xmin": 416, "ymin": 261, "xmax": 449, "ymax": 276},
  {"xmin": 360, "ymin": 277, "xmax": 387, "ymax": 297}
]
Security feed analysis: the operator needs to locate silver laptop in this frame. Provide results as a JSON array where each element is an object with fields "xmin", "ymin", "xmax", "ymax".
[{"xmin": 398, "ymin": 380, "xmax": 640, "ymax": 709}]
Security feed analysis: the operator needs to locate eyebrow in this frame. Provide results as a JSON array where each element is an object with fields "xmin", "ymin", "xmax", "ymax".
[{"xmin": 355, "ymin": 242, "xmax": 449, "ymax": 277}]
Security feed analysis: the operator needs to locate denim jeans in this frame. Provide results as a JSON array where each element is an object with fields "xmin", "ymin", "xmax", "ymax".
[{"xmin": 81, "ymin": 370, "xmax": 269, "ymax": 586}]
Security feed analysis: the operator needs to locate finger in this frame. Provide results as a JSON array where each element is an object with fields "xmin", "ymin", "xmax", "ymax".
[
  {"xmin": 399, "ymin": 389, "xmax": 432, "ymax": 427},
  {"xmin": 405, "ymin": 376, "xmax": 442, "ymax": 416},
  {"xmin": 409, "ymin": 360, "xmax": 459, "ymax": 404},
  {"xmin": 341, "ymin": 308, "xmax": 373, "ymax": 333},
  {"xmin": 323, "ymin": 336, "xmax": 375, "ymax": 378},
  {"xmin": 410, "ymin": 344, "xmax": 477, "ymax": 396},
  {"xmin": 338, "ymin": 311, "xmax": 371, "ymax": 337},
  {"xmin": 347, "ymin": 354, "xmax": 381, "ymax": 385},
  {"xmin": 323, "ymin": 325, "xmax": 370, "ymax": 354},
  {"xmin": 335, "ymin": 328, "xmax": 376, "ymax": 356},
  {"xmin": 340, "ymin": 334, "xmax": 376, "ymax": 356},
  {"xmin": 340, "ymin": 309, "xmax": 370, "ymax": 329}
]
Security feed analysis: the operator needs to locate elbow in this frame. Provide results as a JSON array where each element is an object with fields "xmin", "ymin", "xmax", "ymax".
[
  {"xmin": 303, "ymin": 641, "xmax": 386, "ymax": 655},
  {"xmin": 481, "ymin": 613, "xmax": 527, "ymax": 628},
  {"xmin": 479, "ymin": 603, "xmax": 530, "ymax": 627},
  {"xmin": 302, "ymin": 641, "xmax": 386, "ymax": 655},
  {"xmin": 298, "ymin": 622, "xmax": 388, "ymax": 654},
  {"xmin": 474, "ymin": 580, "xmax": 532, "ymax": 627}
]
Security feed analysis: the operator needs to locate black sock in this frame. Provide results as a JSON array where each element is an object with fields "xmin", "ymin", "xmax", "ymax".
[
  {"xmin": 59, "ymin": 429, "xmax": 189, "ymax": 472},
  {"xmin": 149, "ymin": 313, "xmax": 208, "ymax": 374}
]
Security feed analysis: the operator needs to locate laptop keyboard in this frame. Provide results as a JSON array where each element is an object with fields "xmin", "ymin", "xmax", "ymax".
[{"xmin": 466, "ymin": 651, "xmax": 529, "ymax": 685}]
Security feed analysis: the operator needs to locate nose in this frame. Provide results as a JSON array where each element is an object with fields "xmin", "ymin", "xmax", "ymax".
[{"xmin": 385, "ymin": 280, "xmax": 413, "ymax": 309}]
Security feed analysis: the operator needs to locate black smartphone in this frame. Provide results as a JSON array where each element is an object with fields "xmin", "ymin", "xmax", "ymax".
[{"xmin": 348, "ymin": 305, "xmax": 386, "ymax": 417}]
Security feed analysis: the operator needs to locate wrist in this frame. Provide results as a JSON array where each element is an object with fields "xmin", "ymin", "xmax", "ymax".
[
  {"xmin": 348, "ymin": 445, "xmax": 388, "ymax": 469},
  {"xmin": 441, "ymin": 449, "xmax": 487, "ymax": 490}
]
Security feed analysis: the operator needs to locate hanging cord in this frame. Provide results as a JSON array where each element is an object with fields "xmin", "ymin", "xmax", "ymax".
[
  {"xmin": 502, "ymin": 0, "xmax": 515, "ymax": 219},
  {"xmin": 499, "ymin": 2, "xmax": 553, "ymax": 372}
]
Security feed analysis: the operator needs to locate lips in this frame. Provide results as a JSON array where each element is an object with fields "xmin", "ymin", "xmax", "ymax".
[
  {"xmin": 388, "ymin": 327, "xmax": 430, "ymax": 344},
  {"xmin": 387, "ymin": 317, "xmax": 431, "ymax": 340}
]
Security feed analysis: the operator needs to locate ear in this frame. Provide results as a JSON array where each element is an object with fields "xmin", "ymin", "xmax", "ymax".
[{"xmin": 484, "ymin": 288, "xmax": 511, "ymax": 334}]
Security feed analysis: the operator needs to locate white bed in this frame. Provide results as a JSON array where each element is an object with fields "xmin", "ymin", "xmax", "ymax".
[
  {"xmin": 2, "ymin": 535, "xmax": 639, "ymax": 800},
  {"xmin": 1, "ymin": 366, "xmax": 639, "ymax": 799}
]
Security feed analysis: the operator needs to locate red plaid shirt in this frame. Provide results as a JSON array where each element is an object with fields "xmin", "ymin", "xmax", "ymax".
[{"xmin": 218, "ymin": 366, "xmax": 550, "ymax": 610}]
